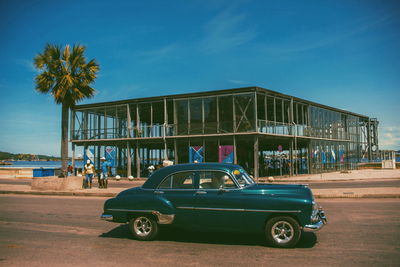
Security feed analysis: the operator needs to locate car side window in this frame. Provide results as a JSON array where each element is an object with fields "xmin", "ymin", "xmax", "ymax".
[
  {"xmin": 158, "ymin": 171, "xmax": 195, "ymax": 189},
  {"xmin": 198, "ymin": 171, "xmax": 237, "ymax": 189}
]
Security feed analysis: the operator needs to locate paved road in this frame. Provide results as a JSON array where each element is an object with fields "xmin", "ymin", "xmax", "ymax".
[
  {"xmin": 1, "ymin": 178, "xmax": 399, "ymax": 189},
  {"xmin": 0, "ymin": 195, "xmax": 399, "ymax": 266}
]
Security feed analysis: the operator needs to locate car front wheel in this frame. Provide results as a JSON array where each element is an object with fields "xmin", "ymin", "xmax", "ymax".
[
  {"xmin": 265, "ymin": 216, "xmax": 301, "ymax": 248},
  {"xmin": 129, "ymin": 215, "xmax": 159, "ymax": 241}
]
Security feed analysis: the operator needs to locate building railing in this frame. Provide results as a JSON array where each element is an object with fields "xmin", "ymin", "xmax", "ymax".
[
  {"xmin": 258, "ymin": 120, "xmax": 292, "ymax": 135},
  {"xmin": 72, "ymin": 128, "xmax": 128, "ymax": 140},
  {"xmin": 258, "ymin": 120, "xmax": 350, "ymax": 140},
  {"xmin": 136, "ymin": 124, "xmax": 164, "ymax": 138},
  {"xmin": 72, "ymin": 121, "xmax": 351, "ymax": 140}
]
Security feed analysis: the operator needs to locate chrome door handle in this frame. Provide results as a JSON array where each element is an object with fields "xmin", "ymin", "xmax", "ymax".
[
  {"xmin": 154, "ymin": 190, "xmax": 164, "ymax": 195},
  {"xmin": 195, "ymin": 191, "xmax": 207, "ymax": 195}
]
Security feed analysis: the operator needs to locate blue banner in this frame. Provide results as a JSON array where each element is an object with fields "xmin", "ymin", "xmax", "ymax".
[
  {"xmin": 105, "ymin": 146, "xmax": 116, "ymax": 167},
  {"xmin": 189, "ymin": 146, "xmax": 204, "ymax": 163},
  {"xmin": 219, "ymin": 145, "xmax": 234, "ymax": 163},
  {"xmin": 321, "ymin": 151, "xmax": 326, "ymax": 164},
  {"xmin": 331, "ymin": 149, "xmax": 336, "ymax": 163},
  {"xmin": 84, "ymin": 148, "xmax": 94, "ymax": 164}
]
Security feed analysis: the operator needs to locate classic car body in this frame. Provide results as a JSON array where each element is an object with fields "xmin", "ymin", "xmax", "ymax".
[{"xmin": 101, "ymin": 163, "xmax": 326, "ymax": 247}]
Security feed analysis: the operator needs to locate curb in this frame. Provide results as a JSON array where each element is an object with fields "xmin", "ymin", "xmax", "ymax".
[
  {"xmin": 267, "ymin": 177, "xmax": 400, "ymax": 183},
  {"xmin": 313, "ymin": 194, "xmax": 400, "ymax": 198},
  {"xmin": 0, "ymin": 190, "xmax": 116, "ymax": 197}
]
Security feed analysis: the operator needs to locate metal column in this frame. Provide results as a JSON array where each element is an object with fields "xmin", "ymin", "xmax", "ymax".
[
  {"xmin": 136, "ymin": 141, "xmax": 140, "ymax": 178},
  {"xmin": 127, "ymin": 142, "xmax": 131, "ymax": 177},
  {"xmin": 164, "ymin": 98, "xmax": 168, "ymax": 160},
  {"xmin": 233, "ymin": 135, "xmax": 237, "ymax": 164},
  {"xmin": 174, "ymin": 139, "xmax": 178, "ymax": 164},
  {"xmin": 254, "ymin": 135, "xmax": 259, "ymax": 180}
]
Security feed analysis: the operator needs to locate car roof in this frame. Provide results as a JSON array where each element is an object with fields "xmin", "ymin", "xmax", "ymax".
[{"xmin": 142, "ymin": 163, "xmax": 243, "ymax": 189}]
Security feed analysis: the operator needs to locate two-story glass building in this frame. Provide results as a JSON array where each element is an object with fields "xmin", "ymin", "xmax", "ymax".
[{"xmin": 70, "ymin": 86, "xmax": 379, "ymax": 178}]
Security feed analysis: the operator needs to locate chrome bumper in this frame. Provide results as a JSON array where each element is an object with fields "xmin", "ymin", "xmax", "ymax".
[
  {"xmin": 303, "ymin": 208, "xmax": 327, "ymax": 232},
  {"xmin": 100, "ymin": 214, "xmax": 114, "ymax": 222}
]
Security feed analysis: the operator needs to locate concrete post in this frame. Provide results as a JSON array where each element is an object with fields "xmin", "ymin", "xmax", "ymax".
[
  {"xmin": 136, "ymin": 142, "xmax": 140, "ymax": 178},
  {"xmin": 254, "ymin": 135, "xmax": 259, "ymax": 180},
  {"xmin": 127, "ymin": 142, "xmax": 131, "ymax": 177}
]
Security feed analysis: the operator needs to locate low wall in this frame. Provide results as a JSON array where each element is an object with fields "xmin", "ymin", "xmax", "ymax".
[
  {"xmin": 0, "ymin": 168, "xmax": 33, "ymax": 178},
  {"xmin": 358, "ymin": 162, "xmax": 399, "ymax": 169},
  {"xmin": 31, "ymin": 176, "xmax": 83, "ymax": 191}
]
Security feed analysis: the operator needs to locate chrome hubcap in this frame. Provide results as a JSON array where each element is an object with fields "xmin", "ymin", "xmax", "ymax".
[
  {"xmin": 133, "ymin": 217, "xmax": 152, "ymax": 237},
  {"xmin": 271, "ymin": 221, "xmax": 294, "ymax": 244}
]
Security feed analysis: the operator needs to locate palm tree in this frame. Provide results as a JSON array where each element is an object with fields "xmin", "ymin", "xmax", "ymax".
[{"xmin": 34, "ymin": 44, "xmax": 99, "ymax": 177}]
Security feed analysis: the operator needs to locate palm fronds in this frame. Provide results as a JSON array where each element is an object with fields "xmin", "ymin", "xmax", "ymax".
[{"xmin": 34, "ymin": 44, "xmax": 99, "ymax": 107}]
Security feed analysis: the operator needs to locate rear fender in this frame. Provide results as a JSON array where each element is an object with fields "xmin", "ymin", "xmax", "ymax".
[{"xmin": 109, "ymin": 194, "xmax": 175, "ymax": 224}]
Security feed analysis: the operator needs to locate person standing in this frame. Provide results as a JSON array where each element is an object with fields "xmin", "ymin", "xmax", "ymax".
[
  {"xmin": 147, "ymin": 164, "xmax": 155, "ymax": 177},
  {"xmin": 100, "ymin": 157, "xmax": 111, "ymax": 189},
  {"xmin": 67, "ymin": 165, "xmax": 74, "ymax": 176},
  {"xmin": 83, "ymin": 160, "xmax": 95, "ymax": 189}
]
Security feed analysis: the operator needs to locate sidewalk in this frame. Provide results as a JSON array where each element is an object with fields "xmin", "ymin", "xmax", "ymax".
[
  {"xmin": 264, "ymin": 169, "xmax": 400, "ymax": 182},
  {"xmin": 0, "ymin": 169, "xmax": 399, "ymax": 198}
]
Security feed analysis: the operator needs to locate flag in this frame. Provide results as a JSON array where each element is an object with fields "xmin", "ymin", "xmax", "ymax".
[
  {"xmin": 331, "ymin": 149, "xmax": 336, "ymax": 163},
  {"xmin": 322, "ymin": 151, "xmax": 326, "ymax": 164},
  {"xmin": 84, "ymin": 148, "xmax": 94, "ymax": 164},
  {"xmin": 219, "ymin": 145, "xmax": 234, "ymax": 163},
  {"xmin": 189, "ymin": 146, "xmax": 204, "ymax": 163},
  {"xmin": 105, "ymin": 146, "xmax": 116, "ymax": 167}
]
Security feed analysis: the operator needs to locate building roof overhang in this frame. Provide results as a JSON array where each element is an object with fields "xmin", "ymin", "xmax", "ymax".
[{"xmin": 74, "ymin": 86, "xmax": 370, "ymax": 119}]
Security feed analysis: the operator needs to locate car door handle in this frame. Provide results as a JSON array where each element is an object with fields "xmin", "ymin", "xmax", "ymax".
[
  {"xmin": 195, "ymin": 191, "xmax": 207, "ymax": 195},
  {"xmin": 154, "ymin": 190, "xmax": 164, "ymax": 195}
]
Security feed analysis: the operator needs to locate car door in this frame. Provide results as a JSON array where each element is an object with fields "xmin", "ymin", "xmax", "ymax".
[
  {"xmin": 155, "ymin": 170, "xmax": 198, "ymax": 227},
  {"xmin": 192, "ymin": 170, "xmax": 247, "ymax": 231}
]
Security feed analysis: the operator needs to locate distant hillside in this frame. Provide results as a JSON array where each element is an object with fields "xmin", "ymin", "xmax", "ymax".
[
  {"xmin": 0, "ymin": 151, "xmax": 61, "ymax": 161},
  {"xmin": 0, "ymin": 151, "xmax": 14, "ymax": 160}
]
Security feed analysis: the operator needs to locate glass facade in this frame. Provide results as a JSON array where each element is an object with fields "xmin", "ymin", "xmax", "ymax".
[{"xmin": 71, "ymin": 87, "xmax": 378, "ymax": 178}]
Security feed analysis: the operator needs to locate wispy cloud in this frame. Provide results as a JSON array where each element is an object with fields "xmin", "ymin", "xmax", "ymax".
[
  {"xmin": 135, "ymin": 43, "xmax": 180, "ymax": 63},
  {"xmin": 201, "ymin": 9, "xmax": 257, "ymax": 53},
  {"xmin": 260, "ymin": 12, "xmax": 395, "ymax": 56},
  {"xmin": 94, "ymin": 84, "xmax": 144, "ymax": 102},
  {"xmin": 15, "ymin": 59, "xmax": 39, "ymax": 73},
  {"xmin": 228, "ymin": 79, "xmax": 253, "ymax": 86},
  {"xmin": 379, "ymin": 126, "xmax": 400, "ymax": 150}
]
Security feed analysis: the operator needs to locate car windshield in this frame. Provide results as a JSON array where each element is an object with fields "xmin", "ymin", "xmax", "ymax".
[{"xmin": 233, "ymin": 168, "xmax": 256, "ymax": 187}]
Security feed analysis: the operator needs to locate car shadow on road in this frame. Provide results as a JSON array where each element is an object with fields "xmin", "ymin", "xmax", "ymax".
[{"xmin": 99, "ymin": 225, "xmax": 317, "ymax": 248}]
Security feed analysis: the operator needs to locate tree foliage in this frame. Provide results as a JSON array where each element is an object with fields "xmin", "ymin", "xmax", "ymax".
[{"xmin": 34, "ymin": 44, "xmax": 99, "ymax": 107}]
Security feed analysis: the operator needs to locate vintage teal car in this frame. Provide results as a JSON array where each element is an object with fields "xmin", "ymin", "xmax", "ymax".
[{"xmin": 101, "ymin": 163, "xmax": 326, "ymax": 248}]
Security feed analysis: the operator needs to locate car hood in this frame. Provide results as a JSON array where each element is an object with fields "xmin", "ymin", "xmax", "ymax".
[{"xmin": 243, "ymin": 183, "xmax": 313, "ymax": 199}]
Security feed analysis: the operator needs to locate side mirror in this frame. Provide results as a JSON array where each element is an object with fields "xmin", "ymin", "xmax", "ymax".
[{"xmin": 219, "ymin": 185, "xmax": 227, "ymax": 193}]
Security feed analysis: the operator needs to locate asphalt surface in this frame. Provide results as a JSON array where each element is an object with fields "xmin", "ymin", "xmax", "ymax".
[{"xmin": 0, "ymin": 195, "xmax": 399, "ymax": 266}]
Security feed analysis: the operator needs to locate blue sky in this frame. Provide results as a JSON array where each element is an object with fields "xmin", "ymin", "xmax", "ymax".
[{"xmin": 0, "ymin": 0, "xmax": 399, "ymax": 156}]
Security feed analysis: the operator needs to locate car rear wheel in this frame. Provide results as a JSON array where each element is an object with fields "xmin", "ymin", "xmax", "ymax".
[
  {"xmin": 129, "ymin": 215, "xmax": 159, "ymax": 241},
  {"xmin": 265, "ymin": 216, "xmax": 301, "ymax": 248}
]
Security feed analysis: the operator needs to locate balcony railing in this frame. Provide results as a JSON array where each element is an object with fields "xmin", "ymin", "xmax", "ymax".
[
  {"xmin": 258, "ymin": 120, "xmax": 292, "ymax": 135},
  {"xmin": 257, "ymin": 120, "xmax": 350, "ymax": 140},
  {"xmin": 72, "ymin": 128, "xmax": 127, "ymax": 140},
  {"xmin": 72, "ymin": 121, "xmax": 351, "ymax": 140}
]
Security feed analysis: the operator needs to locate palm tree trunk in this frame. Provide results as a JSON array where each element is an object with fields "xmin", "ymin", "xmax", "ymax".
[{"xmin": 60, "ymin": 103, "xmax": 69, "ymax": 177}]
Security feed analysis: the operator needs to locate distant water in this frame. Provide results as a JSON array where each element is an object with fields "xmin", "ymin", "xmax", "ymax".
[{"xmin": 2, "ymin": 160, "xmax": 84, "ymax": 168}]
